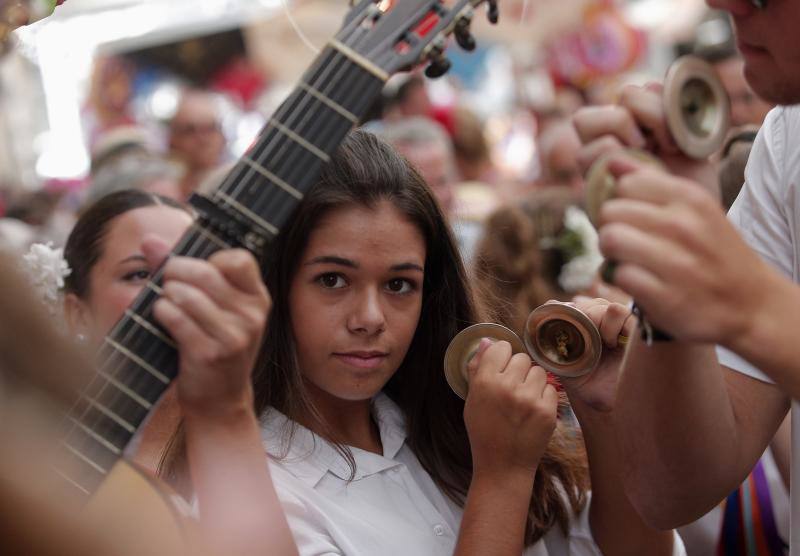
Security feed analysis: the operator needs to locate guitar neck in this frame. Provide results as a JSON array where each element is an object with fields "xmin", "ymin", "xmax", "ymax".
[{"xmin": 56, "ymin": 43, "xmax": 386, "ymax": 498}]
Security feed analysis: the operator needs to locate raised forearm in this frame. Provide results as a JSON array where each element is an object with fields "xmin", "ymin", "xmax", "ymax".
[
  {"xmin": 454, "ymin": 470, "xmax": 535, "ymax": 556},
  {"xmin": 615, "ymin": 338, "xmax": 748, "ymax": 528},
  {"xmin": 184, "ymin": 405, "xmax": 298, "ymax": 556},
  {"xmin": 570, "ymin": 400, "xmax": 673, "ymax": 556},
  {"xmin": 729, "ymin": 272, "xmax": 800, "ymax": 399}
]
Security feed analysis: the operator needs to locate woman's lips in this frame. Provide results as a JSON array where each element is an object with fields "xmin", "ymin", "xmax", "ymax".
[
  {"xmin": 333, "ymin": 352, "xmax": 388, "ymax": 370},
  {"xmin": 738, "ymin": 40, "xmax": 770, "ymax": 60}
]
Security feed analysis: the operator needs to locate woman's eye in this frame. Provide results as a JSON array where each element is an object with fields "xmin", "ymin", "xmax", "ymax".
[
  {"xmin": 123, "ymin": 269, "xmax": 151, "ymax": 282},
  {"xmin": 386, "ymin": 278, "xmax": 414, "ymax": 294},
  {"xmin": 318, "ymin": 273, "xmax": 347, "ymax": 289}
]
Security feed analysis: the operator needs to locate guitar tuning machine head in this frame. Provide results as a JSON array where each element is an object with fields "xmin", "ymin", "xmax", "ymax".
[
  {"xmin": 424, "ymin": 37, "xmax": 451, "ymax": 78},
  {"xmin": 486, "ymin": 0, "xmax": 499, "ymax": 24},
  {"xmin": 454, "ymin": 15, "xmax": 476, "ymax": 51},
  {"xmin": 425, "ymin": 56, "xmax": 451, "ymax": 78}
]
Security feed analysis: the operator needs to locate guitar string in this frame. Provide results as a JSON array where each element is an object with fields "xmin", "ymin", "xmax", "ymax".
[
  {"xmin": 113, "ymin": 8, "xmax": 390, "ymax": 410},
  {"xmin": 62, "ymin": 2, "xmax": 433, "ymax": 481},
  {"xmin": 280, "ymin": 0, "xmax": 321, "ymax": 55},
  {"xmin": 97, "ymin": 50, "xmax": 355, "ymax": 427},
  {"xmin": 80, "ymin": 45, "xmax": 360, "ymax": 438},
  {"xmin": 60, "ymin": 229, "xmax": 213, "ymax": 484},
  {"xmin": 220, "ymin": 0, "xmax": 392, "ymax": 212},
  {"xmin": 221, "ymin": 48, "xmax": 356, "ymax": 217},
  {"xmin": 222, "ymin": 0, "xmax": 459, "ymax": 227},
  {"xmin": 65, "ymin": 0, "xmax": 462, "ymax": 482},
  {"xmin": 234, "ymin": 22, "xmax": 386, "ymax": 221},
  {"xmin": 59, "ymin": 16, "xmax": 382, "ymax": 483}
]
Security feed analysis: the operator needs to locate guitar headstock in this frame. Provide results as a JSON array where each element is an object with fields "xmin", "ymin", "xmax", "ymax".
[{"xmin": 338, "ymin": 0, "xmax": 497, "ymax": 79}]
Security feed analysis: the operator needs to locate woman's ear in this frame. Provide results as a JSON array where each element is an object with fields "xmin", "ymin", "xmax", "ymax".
[{"xmin": 63, "ymin": 293, "xmax": 91, "ymax": 340}]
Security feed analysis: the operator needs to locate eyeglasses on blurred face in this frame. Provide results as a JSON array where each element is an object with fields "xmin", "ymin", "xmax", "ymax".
[{"xmin": 172, "ymin": 121, "xmax": 221, "ymax": 137}]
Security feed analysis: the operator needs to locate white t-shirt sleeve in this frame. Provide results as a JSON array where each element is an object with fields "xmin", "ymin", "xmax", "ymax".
[
  {"xmin": 718, "ymin": 107, "xmax": 793, "ymax": 383},
  {"xmin": 728, "ymin": 107, "xmax": 792, "ymax": 277}
]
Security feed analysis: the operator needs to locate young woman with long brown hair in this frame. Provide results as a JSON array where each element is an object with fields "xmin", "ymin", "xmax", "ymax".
[{"xmin": 242, "ymin": 130, "xmax": 681, "ymax": 555}]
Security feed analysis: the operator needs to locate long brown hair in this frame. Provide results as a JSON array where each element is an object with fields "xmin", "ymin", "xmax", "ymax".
[
  {"xmin": 474, "ymin": 188, "xmax": 581, "ymax": 336},
  {"xmin": 249, "ymin": 130, "xmax": 588, "ymax": 544}
]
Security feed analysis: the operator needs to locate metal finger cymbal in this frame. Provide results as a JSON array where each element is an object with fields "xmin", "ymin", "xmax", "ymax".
[
  {"xmin": 664, "ymin": 55, "xmax": 731, "ymax": 160},
  {"xmin": 585, "ymin": 149, "xmax": 664, "ymax": 227},
  {"xmin": 524, "ymin": 301, "xmax": 602, "ymax": 378},
  {"xmin": 443, "ymin": 323, "xmax": 526, "ymax": 399},
  {"xmin": 585, "ymin": 154, "xmax": 617, "ymax": 227}
]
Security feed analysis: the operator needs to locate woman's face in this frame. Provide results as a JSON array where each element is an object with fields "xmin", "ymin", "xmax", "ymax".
[
  {"xmin": 289, "ymin": 200, "xmax": 426, "ymax": 403},
  {"xmin": 66, "ymin": 205, "xmax": 192, "ymax": 345}
]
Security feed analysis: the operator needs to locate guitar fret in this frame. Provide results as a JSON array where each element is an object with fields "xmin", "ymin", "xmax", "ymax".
[
  {"xmin": 68, "ymin": 417, "xmax": 122, "ymax": 456},
  {"xmin": 52, "ymin": 466, "xmax": 91, "ymax": 496},
  {"xmin": 269, "ymin": 119, "xmax": 331, "ymax": 163},
  {"xmin": 329, "ymin": 39, "xmax": 389, "ymax": 81},
  {"xmin": 298, "ymin": 82, "xmax": 359, "ymax": 124},
  {"xmin": 241, "ymin": 156, "xmax": 304, "ymax": 200},
  {"xmin": 105, "ymin": 338, "xmax": 169, "ymax": 384},
  {"xmin": 146, "ymin": 281, "xmax": 163, "ymax": 296},
  {"xmin": 213, "ymin": 190, "xmax": 280, "ymax": 235},
  {"xmin": 125, "ymin": 309, "xmax": 176, "ymax": 349},
  {"xmin": 85, "ymin": 396, "xmax": 136, "ymax": 433},
  {"xmin": 56, "ymin": 16, "xmax": 394, "ymax": 500},
  {"xmin": 192, "ymin": 223, "xmax": 232, "ymax": 250},
  {"xmin": 62, "ymin": 442, "xmax": 107, "ymax": 475},
  {"xmin": 98, "ymin": 371, "xmax": 153, "ymax": 410}
]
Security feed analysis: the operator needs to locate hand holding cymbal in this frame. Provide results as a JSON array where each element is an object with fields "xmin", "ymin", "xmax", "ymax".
[
  {"xmin": 581, "ymin": 55, "xmax": 730, "ymax": 228},
  {"xmin": 444, "ymin": 301, "xmax": 632, "ymax": 399},
  {"xmin": 444, "ymin": 323, "xmax": 526, "ymax": 399}
]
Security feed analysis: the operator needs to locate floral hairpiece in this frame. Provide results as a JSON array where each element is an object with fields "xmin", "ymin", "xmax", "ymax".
[
  {"xmin": 545, "ymin": 206, "xmax": 603, "ymax": 293},
  {"xmin": 21, "ymin": 242, "xmax": 71, "ymax": 317}
]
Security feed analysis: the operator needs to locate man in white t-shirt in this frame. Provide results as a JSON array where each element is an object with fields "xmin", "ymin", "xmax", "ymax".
[{"xmin": 570, "ymin": 0, "xmax": 800, "ymax": 553}]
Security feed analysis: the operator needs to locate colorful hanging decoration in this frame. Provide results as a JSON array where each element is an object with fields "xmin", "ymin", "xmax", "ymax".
[{"xmin": 545, "ymin": 0, "xmax": 646, "ymax": 89}]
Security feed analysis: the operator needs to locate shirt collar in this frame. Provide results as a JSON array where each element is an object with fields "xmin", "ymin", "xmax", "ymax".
[{"xmin": 260, "ymin": 392, "xmax": 408, "ymax": 488}]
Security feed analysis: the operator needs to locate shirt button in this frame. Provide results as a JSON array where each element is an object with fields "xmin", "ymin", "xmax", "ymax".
[{"xmin": 433, "ymin": 524, "xmax": 445, "ymax": 536}]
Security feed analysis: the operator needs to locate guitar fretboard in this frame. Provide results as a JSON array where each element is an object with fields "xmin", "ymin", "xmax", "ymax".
[{"xmin": 55, "ymin": 42, "xmax": 385, "ymax": 497}]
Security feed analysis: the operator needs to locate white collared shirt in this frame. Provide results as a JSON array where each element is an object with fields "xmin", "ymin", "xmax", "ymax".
[
  {"xmin": 261, "ymin": 393, "xmax": 622, "ymax": 556},
  {"xmin": 717, "ymin": 105, "xmax": 800, "ymax": 554}
]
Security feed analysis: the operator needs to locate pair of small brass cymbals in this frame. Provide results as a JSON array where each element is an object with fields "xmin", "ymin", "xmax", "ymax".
[
  {"xmin": 444, "ymin": 302, "xmax": 605, "ymax": 399},
  {"xmin": 585, "ymin": 55, "xmax": 731, "ymax": 227}
]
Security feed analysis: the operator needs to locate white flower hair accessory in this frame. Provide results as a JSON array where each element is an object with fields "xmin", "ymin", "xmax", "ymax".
[
  {"xmin": 543, "ymin": 206, "xmax": 603, "ymax": 293},
  {"xmin": 21, "ymin": 242, "xmax": 71, "ymax": 315}
]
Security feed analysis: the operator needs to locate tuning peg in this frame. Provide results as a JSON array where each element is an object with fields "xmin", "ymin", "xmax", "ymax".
[
  {"xmin": 454, "ymin": 17, "xmax": 476, "ymax": 51},
  {"xmin": 486, "ymin": 0, "xmax": 499, "ymax": 24},
  {"xmin": 425, "ymin": 56, "xmax": 451, "ymax": 78}
]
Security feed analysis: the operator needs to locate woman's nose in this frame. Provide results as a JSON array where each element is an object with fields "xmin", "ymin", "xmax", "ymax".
[{"xmin": 347, "ymin": 289, "xmax": 386, "ymax": 335}]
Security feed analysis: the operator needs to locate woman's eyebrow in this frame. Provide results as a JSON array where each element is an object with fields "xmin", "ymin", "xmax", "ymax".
[
  {"xmin": 118, "ymin": 254, "xmax": 146, "ymax": 265},
  {"xmin": 305, "ymin": 255, "xmax": 358, "ymax": 268},
  {"xmin": 391, "ymin": 263, "xmax": 424, "ymax": 273},
  {"xmin": 304, "ymin": 256, "xmax": 423, "ymax": 273}
]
